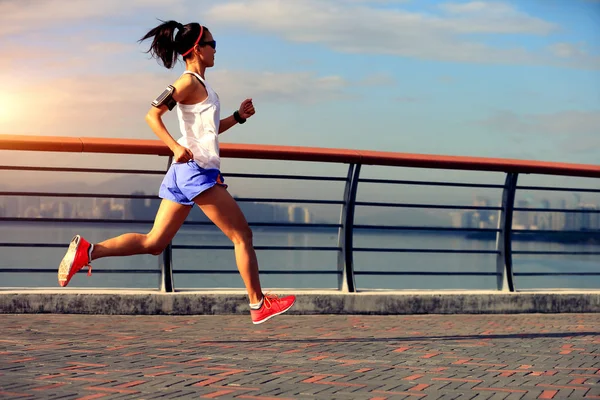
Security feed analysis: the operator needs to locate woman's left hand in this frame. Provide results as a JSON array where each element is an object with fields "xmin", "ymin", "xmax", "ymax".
[{"xmin": 238, "ymin": 98, "xmax": 255, "ymax": 119}]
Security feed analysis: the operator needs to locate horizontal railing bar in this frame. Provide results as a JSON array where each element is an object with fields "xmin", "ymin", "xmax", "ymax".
[
  {"xmin": 0, "ymin": 166, "xmax": 347, "ymax": 182},
  {"xmin": 0, "ymin": 165, "xmax": 167, "ymax": 175},
  {"xmin": 514, "ymin": 207, "xmax": 600, "ymax": 213},
  {"xmin": 248, "ymin": 222, "xmax": 342, "ymax": 228},
  {"xmin": 173, "ymin": 270, "xmax": 338, "ymax": 275},
  {"xmin": 0, "ymin": 192, "xmax": 157, "ymax": 199},
  {"xmin": 513, "ymin": 251, "xmax": 600, "ymax": 255},
  {"xmin": 0, "ymin": 218, "xmax": 341, "ymax": 229},
  {"xmin": 353, "ymin": 248, "xmax": 499, "ymax": 254},
  {"xmin": 359, "ymin": 178, "xmax": 504, "ymax": 189},
  {"xmin": 0, "ymin": 269, "xmax": 336, "ymax": 275},
  {"xmin": 3, "ymin": 134, "xmax": 600, "ymax": 178},
  {"xmin": 0, "ymin": 192, "xmax": 343, "ymax": 205},
  {"xmin": 0, "ymin": 243, "xmax": 340, "ymax": 251},
  {"xmin": 355, "ymin": 201, "xmax": 502, "ymax": 211},
  {"xmin": 4, "ymin": 243, "xmax": 595, "ymax": 255},
  {"xmin": 172, "ymin": 245, "xmax": 340, "ymax": 251},
  {"xmin": 354, "ymin": 271, "xmax": 499, "ymax": 276},
  {"xmin": 225, "ymin": 173, "xmax": 347, "ymax": 181},
  {"xmin": 233, "ymin": 197, "xmax": 343, "ymax": 205},
  {"xmin": 0, "ymin": 218, "xmax": 155, "ymax": 224},
  {"xmin": 518, "ymin": 185, "xmax": 600, "ymax": 193},
  {"xmin": 0, "ymin": 243, "xmax": 503, "ymax": 253},
  {"xmin": 5, "ymin": 270, "xmax": 598, "ymax": 277},
  {"xmin": 2, "ymin": 222, "xmax": 593, "ymax": 233},
  {"xmin": 2, "ymin": 193, "xmax": 595, "ymax": 212},
  {"xmin": 0, "ymin": 268, "xmax": 158, "ymax": 273},
  {"xmin": 4, "ymin": 218, "xmax": 594, "ymax": 234},
  {"xmin": 354, "ymin": 225, "xmax": 499, "ymax": 232},
  {"xmin": 0, "ymin": 243, "xmax": 67, "ymax": 248},
  {"xmin": 514, "ymin": 272, "xmax": 600, "ymax": 276},
  {"xmin": 513, "ymin": 229, "xmax": 600, "ymax": 235},
  {"xmin": 5, "ymin": 167, "xmax": 597, "ymax": 191}
]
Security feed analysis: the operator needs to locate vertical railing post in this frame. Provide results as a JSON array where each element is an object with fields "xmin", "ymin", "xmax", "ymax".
[
  {"xmin": 495, "ymin": 172, "xmax": 518, "ymax": 292},
  {"xmin": 159, "ymin": 155, "xmax": 175, "ymax": 292},
  {"xmin": 337, "ymin": 163, "xmax": 361, "ymax": 292},
  {"xmin": 159, "ymin": 244, "xmax": 174, "ymax": 292}
]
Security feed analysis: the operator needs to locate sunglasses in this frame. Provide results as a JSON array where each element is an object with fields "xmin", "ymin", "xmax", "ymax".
[{"xmin": 199, "ymin": 40, "xmax": 216, "ymax": 50}]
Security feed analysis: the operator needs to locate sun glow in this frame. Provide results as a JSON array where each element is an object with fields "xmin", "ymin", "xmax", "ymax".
[{"xmin": 0, "ymin": 92, "xmax": 15, "ymax": 125}]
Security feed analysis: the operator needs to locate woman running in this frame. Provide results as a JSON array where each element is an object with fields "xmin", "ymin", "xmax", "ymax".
[{"xmin": 57, "ymin": 20, "xmax": 296, "ymax": 325}]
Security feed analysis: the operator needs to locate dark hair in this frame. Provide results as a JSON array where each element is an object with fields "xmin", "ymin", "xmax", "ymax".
[{"xmin": 139, "ymin": 20, "xmax": 209, "ymax": 69}]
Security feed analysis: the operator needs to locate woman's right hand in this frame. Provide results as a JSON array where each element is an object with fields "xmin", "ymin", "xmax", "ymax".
[{"xmin": 173, "ymin": 145, "xmax": 194, "ymax": 163}]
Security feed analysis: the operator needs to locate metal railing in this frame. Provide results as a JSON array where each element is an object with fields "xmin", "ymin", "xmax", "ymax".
[{"xmin": 1, "ymin": 134, "xmax": 599, "ymax": 292}]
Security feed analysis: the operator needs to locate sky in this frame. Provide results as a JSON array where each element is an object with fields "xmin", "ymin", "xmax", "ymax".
[{"xmin": 0, "ymin": 0, "xmax": 599, "ymax": 205}]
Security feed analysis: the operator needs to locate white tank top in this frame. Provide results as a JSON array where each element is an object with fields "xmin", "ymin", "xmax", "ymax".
[{"xmin": 175, "ymin": 71, "xmax": 221, "ymax": 170}]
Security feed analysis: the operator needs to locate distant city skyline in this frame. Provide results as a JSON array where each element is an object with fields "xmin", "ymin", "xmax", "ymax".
[
  {"xmin": 452, "ymin": 196, "xmax": 600, "ymax": 231},
  {"xmin": 0, "ymin": 193, "xmax": 313, "ymax": 225},
  {"xmin": 2, "ymin": 191, "xmax": 599, "ymax": 233}
]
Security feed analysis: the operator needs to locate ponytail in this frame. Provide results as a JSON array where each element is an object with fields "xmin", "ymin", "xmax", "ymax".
[{"xmin": 139, "ymin": 20, "xmax": 207, "ymax": 69}]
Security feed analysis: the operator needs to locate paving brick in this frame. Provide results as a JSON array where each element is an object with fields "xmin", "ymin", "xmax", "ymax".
[{"xmin": 0, "ymin": 314, "xmax": 599, "ymax": 399}]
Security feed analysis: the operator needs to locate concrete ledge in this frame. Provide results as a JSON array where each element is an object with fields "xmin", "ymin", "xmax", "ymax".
[{"xmin": 1, "ymin": 290, "xmax": 599, "ymax": 315}]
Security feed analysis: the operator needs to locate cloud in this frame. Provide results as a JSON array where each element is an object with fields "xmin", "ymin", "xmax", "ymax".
[
  {"xmin": 204, "ymin": 0, "xmax": 555, "ymax": 65},
  {"xmin": 212, "ymin": 70, "xmax": 352, "ymax": 105},
  {"xmin": 0, "ymin": 39, "xmax": 137, "ymax": 74},
  {"xmin": 2, "ymin": 0, "xmax": 598, "ymax": 69},
  {"xmin": 437, "ymin": 75, "xmax": 456, "ymax": 84},
  {"xmin": 477, "ymin": 110, "xmax": 600, "ymax": 153},
  {"xmin": 0, "ymin": 0, "xmax": 188, "ymax": 37},
  {"xmin": 479, "ymin": 110, "xmax": 600, "ymax": 136},
  {"xmin": 200, "ymin": 0, "xmax": 599, "ymax": 69},
  {"xmin": 548, "ymin": 42, "xmax": 600, "ymax": 69},
  {"xmin": 394, "ymin": 96, "xmax": 420, "ymax": 103},
  {"xmin": 437, "ymin": 1, "xmax": 557, "ymax": 34},
  {"xmin": 2, "ymin": 69, "xmax": 353, "ymax": 137},
  {"xmin": 358, "ymin": 73, "xmax": 397, "ymax": 86}
]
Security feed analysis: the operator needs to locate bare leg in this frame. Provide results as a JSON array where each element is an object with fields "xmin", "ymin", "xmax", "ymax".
[
  {"xmin": 91, "ymin": 199, "xmax": 192, "ymax": 260},
  {"xmin": 193, "ymin": 185, "xmax": 263, "ymax": 304}
]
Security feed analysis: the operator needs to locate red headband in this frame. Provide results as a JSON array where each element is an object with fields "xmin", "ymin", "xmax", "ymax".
[{"xmin": 181, "ymin": 25, "xmax": 204, "ymax": 57}]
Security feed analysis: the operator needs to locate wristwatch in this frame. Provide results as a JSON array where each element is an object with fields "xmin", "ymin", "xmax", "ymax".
[{"xmin": 233, "ymin": 110, "xmax": 246, "ymax": 124}]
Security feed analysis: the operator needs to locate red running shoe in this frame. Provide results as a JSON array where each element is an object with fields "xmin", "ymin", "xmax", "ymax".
[
  {"xmin": 58, "ymin": 235, "xmax": 93, "ymax": 287},
  {"xmin": 250, "ymin": 293, "xmax": 296, "ymax": 324}
]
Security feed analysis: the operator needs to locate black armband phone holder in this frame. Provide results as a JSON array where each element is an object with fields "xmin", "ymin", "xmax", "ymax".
[{"xmin": 151, "ymin": 85, "xmax": 177, "ymax": 111}]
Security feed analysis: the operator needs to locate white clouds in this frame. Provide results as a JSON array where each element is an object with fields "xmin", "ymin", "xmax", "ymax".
[
  {"xmin": 480, "ymin": 110, "xmax": 600, "ymax": 135},
  {"xmin": 394, "ymin": 96, "xmax": 420, "ymax": 103},
  {"xmin": 440, "ymin": 1, "xmax": 515, "ymax": 14},
  {"xmin": 211, "ymin": 70, "xmax": 352, "ymax": 105},
  {"xmin": 1, "ymin": 0, "xmax": 598, "ymax": 69},
  {"xmin": 85, "ymin": 42, "xmax": 137, "ymax": 55},
  {"xmin": 549, "ymin": 42, "xmax": 600, "ymax": 69},
  {"xmin": 551, "ymin": 43, "xmax": 587, "ymax": 59},
  {"xmin": 478, "ymin": 110, "xmax": 600, "ymax": 153},
  {"xmin": 202, "ymin": 0, "xmax": 578, "ymax": 67},
  {"xmin": 358, "ymin": 73, "xmax": 397, "ymax": 86},
  {"xmin": 437, "ymin": 1, "xmax": 557, "ymax": 34},
  {"xmin": 0, "ymin": 38, "xmax": 140, "ymax": 78},
  {"xmin": 2, "ymin": 69, "xmax": 354, "ymax": 137},
  {"xmin": 0, "ymin": 0, "xmax": 187, "ymax": 37}
]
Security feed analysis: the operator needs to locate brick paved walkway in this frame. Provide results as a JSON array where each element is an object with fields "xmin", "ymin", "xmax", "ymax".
[{"xmin": 1, "ymin": 313, "xmax": 599, "ymax": 399}]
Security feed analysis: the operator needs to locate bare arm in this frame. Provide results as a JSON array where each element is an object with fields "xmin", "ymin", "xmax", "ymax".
[
  {"xmin": 145, "ymin": 106, "xmax": 179, "ymax": 151},
  {"xmin": 219, "ymin": 99, "xmax": 256, "ymax": 135},
  {"xmin": 218, "ymin": 114, "xmax": 238, "ymax": 134},
  {"xmin": 145, "ymin": 75, "xmax": 200, "ymax": 162}
]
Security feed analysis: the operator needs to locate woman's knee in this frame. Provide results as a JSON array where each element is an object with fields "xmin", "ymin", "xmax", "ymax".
[
  {"xmin": 229, "ymin": 226, "xmax": 253, "ymax": 246},
  {"xmin": 143, "ymin": 234, "xmax": 168, "ymax": 256}
]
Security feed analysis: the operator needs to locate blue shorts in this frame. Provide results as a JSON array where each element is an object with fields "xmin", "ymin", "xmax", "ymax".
[{"xmin": 159, "ymin": 161, "xmax": 227, "ymax": 206}]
